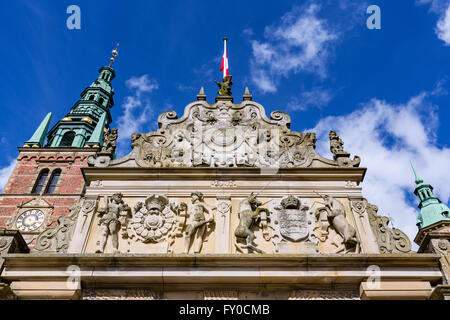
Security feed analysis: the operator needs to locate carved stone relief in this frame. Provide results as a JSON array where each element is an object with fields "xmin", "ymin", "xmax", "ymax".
[
  {"xmin": 365, "ymin": 200, "xmax": 411, "ymax": 253},
  {"xmin": 211, "ymin": 180, "xmax": 236, "ymax": 188},
  {"xmin": 289, "ymin": 290, "xmax": 359, "ymax": 300},
  {"xmin": 234, "ymin": 193, "xmax": 270, "ymax": 254},
  {"xmin": 271, "ymin": 195, "xmax": 318, "ymax": 254},
  {"xmin": 129, "ymin": 195, "xmax": 176, "ymax": 243},
  {"xmin": 313, "ymin": 194, "xmax": 360, "ymax": 254},
  {"xmin": 93, "ymin": 100, "xmax": 352, "ymax": 169},
  {"xmin": 35, "ymin": 202, "xmax": 81, "ymax": 253},
  {"xmin": 183, "ymin": 192, "xmax": 215, "ymax": 254},
  {"xmin": 204, "ymin": 290, "xmax": 238, "ymax": 300},
  {"xmin": 83, "ymin": 289, "xmax": 160, "ymax": 300},
  {"xmin": 95, "ymin": 193, "xmax": 131, "ymax": 253},
  {"xmin": 215, "ymin": 196, "xmax": 231, "ymax": 253},
  {"xmin": 329, "ymin": 130, "xmax": 360, "ymax": 167}
]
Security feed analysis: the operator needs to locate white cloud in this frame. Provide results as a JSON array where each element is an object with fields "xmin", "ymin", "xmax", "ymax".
[
  {"xmin": 0, "ymin": 160, "xmax": 17, "ymax": 192},
  {"xmin": 310, "ymin": 92, "xmax": 450, "ymax": 249},
  {"xmin": 437, "ymin": 4, "xmax": 450, "ymax": 45},
  {"xmin": 287, "ymin": 87, "xmax": 333, "ymax": 111},
  {"xmin": 416, "ymin": 0, "xmax": 450, "ymax": 13},
  {"xmin": 417, "ymin": 0, "xmax": 450, "ymax": 45},
  {"xmin": 250, "ymin": 4, "xmax": 338, "ymax": 93},
  {"xmin": 116, "ymin": 75, "xmax": 159, "ymax": 157}
]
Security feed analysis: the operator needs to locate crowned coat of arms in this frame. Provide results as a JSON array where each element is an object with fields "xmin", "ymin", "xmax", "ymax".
[{"xmin": 275, "ymin": 195, "xmax": 311, "ymax": 242}]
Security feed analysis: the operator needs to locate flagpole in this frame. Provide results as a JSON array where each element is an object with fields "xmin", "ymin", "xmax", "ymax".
[{"xmin": 222, "ymin": 37, "xmax": 228, "ymax": 79}]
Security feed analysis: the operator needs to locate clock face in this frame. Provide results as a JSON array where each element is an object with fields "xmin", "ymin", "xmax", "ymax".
[{"xmin": 16, "ymin": 210, "xmax": 45, "ymax": 232}]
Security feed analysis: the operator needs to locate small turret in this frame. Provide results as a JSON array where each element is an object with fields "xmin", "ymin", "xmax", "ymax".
[{"xmin": 411, "ymin": 162, "xmax": 450, "ymax": 229}]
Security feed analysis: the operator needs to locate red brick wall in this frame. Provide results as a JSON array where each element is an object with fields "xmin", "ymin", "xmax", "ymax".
[{"xmin": 0, "ymin": 150, "xmax": 95, "ymax": 230}]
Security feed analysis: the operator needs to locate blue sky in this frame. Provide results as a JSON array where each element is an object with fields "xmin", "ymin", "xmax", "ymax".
[{"xmin": 1, "ymin": 0, "xmax": 450, "ymax": 245}]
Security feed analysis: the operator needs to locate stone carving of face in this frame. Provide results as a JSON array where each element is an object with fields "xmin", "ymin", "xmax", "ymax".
[
  {"xmin": 148, "ymin": 206, "xmax": 160, "ymax": 215},
  {"xmin": 191, "ymin": 194, "xmax": 199, "ymax": 204},
  {"xmin": 248, "ymin": 193, "xmax": 262, "ymax": 211},
  {"xmin": 112, "ymin": 193, "xmax": 122, "ymax": 203}
]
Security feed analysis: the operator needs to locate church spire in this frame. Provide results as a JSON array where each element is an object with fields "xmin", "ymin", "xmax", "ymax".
[
  {"xmin": 45, "ymin": 45, "xmax": 119, "ymax": 149},
  {"xmin": 411, "ymin": 162, "xmax": 450, "ymax": 229}
]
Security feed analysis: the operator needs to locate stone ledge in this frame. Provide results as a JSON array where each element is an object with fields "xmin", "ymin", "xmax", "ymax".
[
  {"xmin": 360, "ymin": 281, "xmax": 433, "ymax": 300},
  {"xmin": 82, "ymin": 167, "xmax": 367, "ymax": 183},
  {"xmin": 3, "ymin": 253, "xmax": 442, "ymax": 268}
]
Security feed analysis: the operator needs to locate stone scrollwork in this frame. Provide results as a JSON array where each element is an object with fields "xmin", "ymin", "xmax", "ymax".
[
  {"xmin": 365, "ymin": 200, "xmax": 411, "ymax": 253},
  {"xmin": 35, "ymin": 202, "xmax": 81, "ymax": 253},
  {"xmin": 94, "ymin": 99, "xmax": 344, "ymax": 169},
  {"xmin": 313, "ymin": 193, "xmax": 360, "ymax": 254}
]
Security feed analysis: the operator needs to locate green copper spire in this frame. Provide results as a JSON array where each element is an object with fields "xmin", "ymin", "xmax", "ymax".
[
  {"xmin": 45, "ymin": 45, "xmax": 118, "ymax": 148},
  {"xmin": 411, "ymin": 162, "xmax": 450, "ymax": 229},
  {"xmin": 24, "ymin": 112, "xmax": 52, "ymax": 148},
  {"xmin": 410, "ymin": 161, "xmax": 423, "ymax": 184},
  {"xmin": 85, "ymin": 112, "xmax": 107, "ymax": 148}
]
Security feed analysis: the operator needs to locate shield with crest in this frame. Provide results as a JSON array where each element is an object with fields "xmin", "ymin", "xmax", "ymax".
[{"xmin": 277, "ymin": 195, "xmax": 309, "ymax": 242}]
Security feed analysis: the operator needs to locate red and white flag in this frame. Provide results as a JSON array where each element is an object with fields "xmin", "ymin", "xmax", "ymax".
[{"xmin": 220, "ymin": 38, "xmax": 229, "ymax": 79}]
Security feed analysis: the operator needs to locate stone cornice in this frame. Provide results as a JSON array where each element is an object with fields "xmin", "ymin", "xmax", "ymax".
[
  {"xmin": 3, "ymin": 253, "xmax": 440, "ymax": 268},
  {"xmin": 82, "ymin": 167, "xmax": 367, "ymax": 183}
]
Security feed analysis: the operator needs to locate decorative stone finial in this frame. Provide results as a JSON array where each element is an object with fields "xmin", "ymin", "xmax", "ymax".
[
  {"xmin": 196, "ymin": 87, "xmax": 206, "ymax": 101},
  {"xmin": 243, "ymin": 86, "xmax": 252, "ymax": 101}
]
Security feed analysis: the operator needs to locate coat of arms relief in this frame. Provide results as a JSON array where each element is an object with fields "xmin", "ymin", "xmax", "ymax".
[{"xmin": 270, "ymin": 195, "xmax": 319, "ymax": 254}]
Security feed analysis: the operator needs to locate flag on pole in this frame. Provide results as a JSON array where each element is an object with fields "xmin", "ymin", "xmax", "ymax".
[{"xmin": 220, "ymin": 38, "xmax": 229, "ymax": 79}]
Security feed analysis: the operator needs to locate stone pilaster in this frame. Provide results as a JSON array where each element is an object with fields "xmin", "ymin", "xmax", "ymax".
[{"xmin": 214, "ymin": 195, "xmax": 231, "ymax": 254}]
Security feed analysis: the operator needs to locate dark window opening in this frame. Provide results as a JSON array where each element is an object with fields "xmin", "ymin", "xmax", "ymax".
[
  {"xmin": 60, "ymin": 131, "xmax": 75, "ymax": 147},
  {"xmin": 89, "ymin": 95, "xmax": 95, "ymax": 101},
  {"xmin": 32, "ymin": 169, "xmax": 49, "ymax": 194},
  {"xmin": 98, "ymin": 98, "xmax": 105, "ymax": 105},
  {"xmin": 45, "ymin": 170, "xmax": 61, "ymax": 194}
]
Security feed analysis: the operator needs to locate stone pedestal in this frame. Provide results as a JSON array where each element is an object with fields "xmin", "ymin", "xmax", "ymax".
[{"xmin": 215, "ymin": 96, "xmax": 233, "ymax": 103}]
